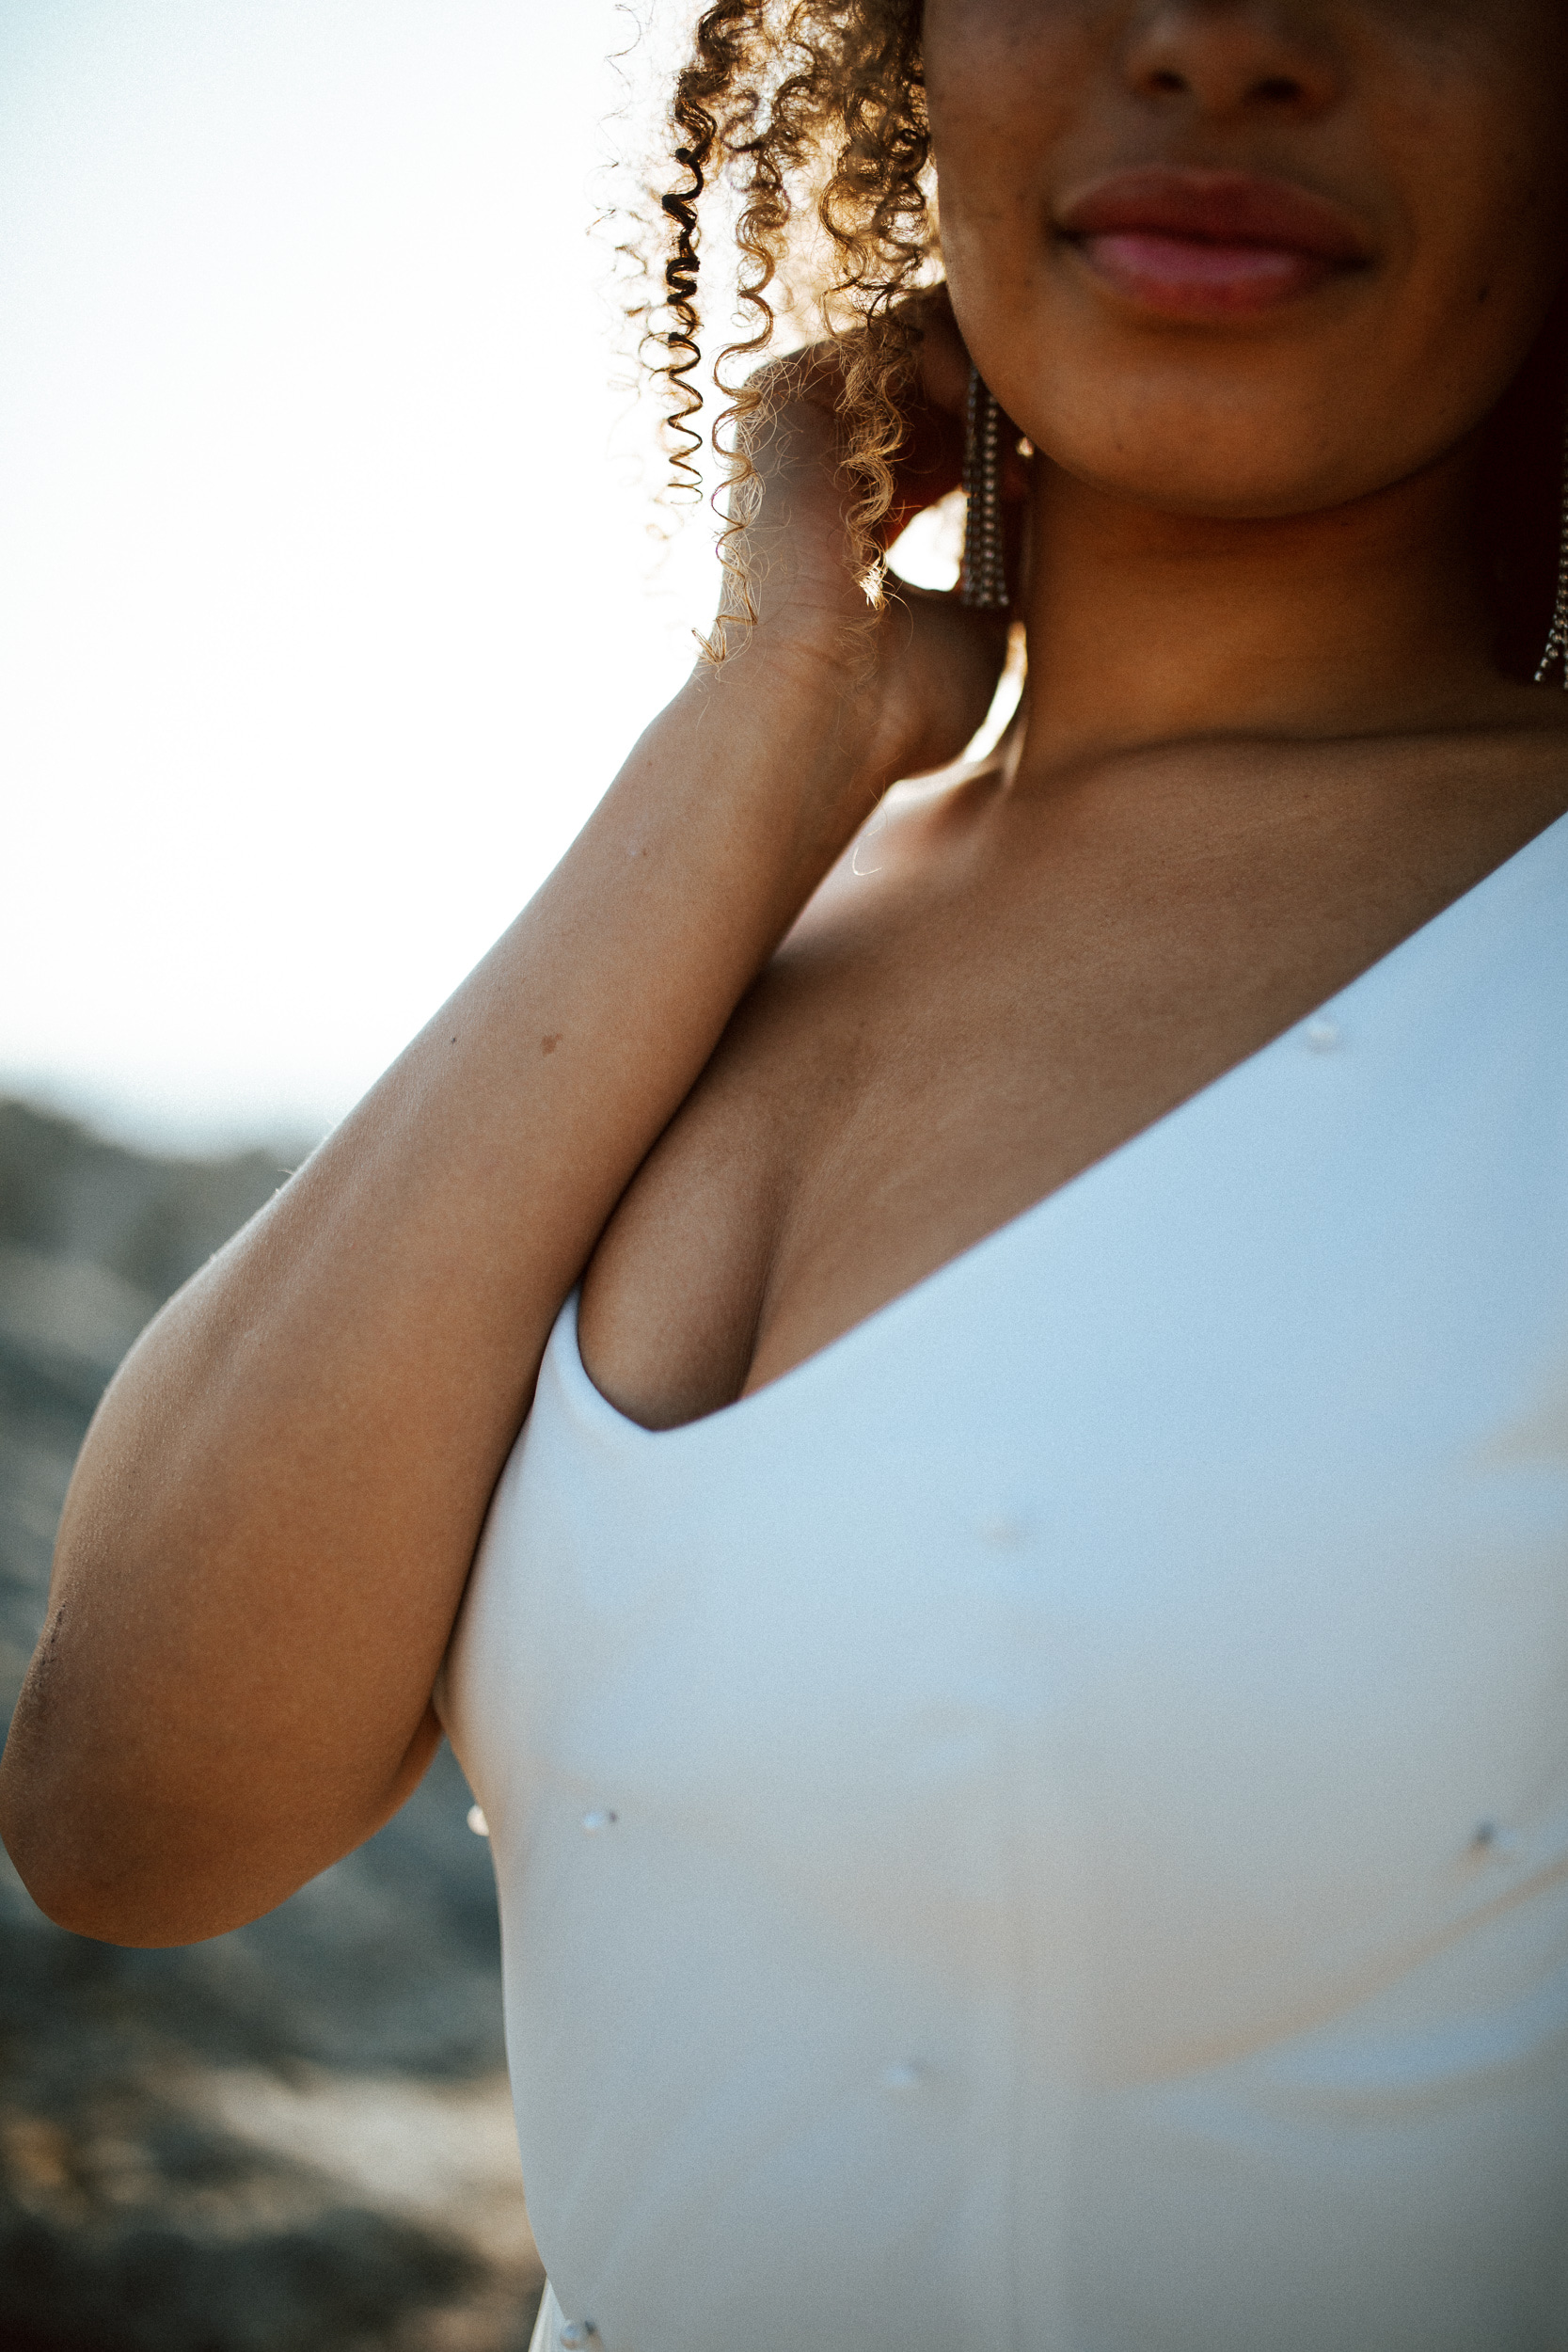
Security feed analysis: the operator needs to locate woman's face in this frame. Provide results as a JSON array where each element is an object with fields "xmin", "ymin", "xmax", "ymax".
[{"xmin": 925, "ymin": 0, "xmax": 1568, "ymax": 518}]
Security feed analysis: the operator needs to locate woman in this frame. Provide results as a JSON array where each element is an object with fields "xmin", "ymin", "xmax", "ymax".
[{"xmin": 6, "ymin": 2, "xmax": 1568, "ymax": 2344}]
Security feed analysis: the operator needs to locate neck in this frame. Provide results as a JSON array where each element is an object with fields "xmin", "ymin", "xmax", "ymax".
[{"xmin": 1011, "ymin": 443, "xmax": 1511, "ymax": 787}]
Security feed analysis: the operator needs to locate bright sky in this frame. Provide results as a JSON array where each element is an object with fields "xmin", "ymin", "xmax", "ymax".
[
  {"xmin": 0, "ymin": 0, "xmax": 734, "ymax": 1148},
  {"xmin": 0, "ymin": 0, "xmax": 973, "ymax": 1154}
]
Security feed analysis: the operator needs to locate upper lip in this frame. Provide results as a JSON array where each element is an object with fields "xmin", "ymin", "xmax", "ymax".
[{"xmin": 1056, "ymin": 166, "xmax": 1371, "ymax": 262}]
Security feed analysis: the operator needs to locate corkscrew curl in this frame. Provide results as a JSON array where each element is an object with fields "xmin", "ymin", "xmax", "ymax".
[
  {"xmin": 621, "ymin": 0, "xmax": 1568, "ymax": 676},
  {"xmin": 642, "ymin": 0, "xmax": 932, "ymax": 651}
]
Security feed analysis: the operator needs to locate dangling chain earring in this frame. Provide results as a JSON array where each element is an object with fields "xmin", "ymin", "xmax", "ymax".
[
  {"xmin": 1537, "ymin": 410, "xmax": 1568, "ymax": 687},
  {"xmin": 959, "ymin": 380, "xmax": 1568, "ymax": 668},
  {"xmin": 959, "ymin": 365, "xmax": 1008, "ymax": 611}
]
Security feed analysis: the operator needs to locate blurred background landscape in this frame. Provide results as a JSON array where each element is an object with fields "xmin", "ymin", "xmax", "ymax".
[
  {"xmin": 0, "ymin": 7, "xmax": 970, "ymax": 2342},
  {"xmin": 0, "ymin": 1097, "xmax": 544, "ymax": 2350},
  {"xmin": 1, "ymin": 10, "xmax": 680, "ymax": 2330}
]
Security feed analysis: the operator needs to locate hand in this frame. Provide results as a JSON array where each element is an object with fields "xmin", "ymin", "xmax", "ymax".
[{"xmin": 710, "ymin": 288, "xmax": 1028, "ymax": 786}]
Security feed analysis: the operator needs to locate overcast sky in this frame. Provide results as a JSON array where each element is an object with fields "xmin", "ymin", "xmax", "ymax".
[{"xmin": 0, "ymin": 0, "xmax": 741, "ymax": 1149}]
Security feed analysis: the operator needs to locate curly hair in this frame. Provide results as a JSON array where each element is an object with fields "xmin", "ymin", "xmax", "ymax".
[
  {"xmin": 640, "ymin": 0, "xmax": 1567, "ymax": 679},
  {"xmin": 642, "ymin": 0, "xmax": 930, "ymax": 643}
]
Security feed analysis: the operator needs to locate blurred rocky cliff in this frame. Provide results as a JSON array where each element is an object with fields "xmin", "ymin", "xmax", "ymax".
[{"xmin": 0, "ymin": 1100, "xmax": 542, "ymax": 2352}]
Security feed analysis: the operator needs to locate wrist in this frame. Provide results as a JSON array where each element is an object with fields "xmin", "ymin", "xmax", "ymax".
[{"xmin": 682, "ymin": 615, "xmax": 896, "ymax": 777}]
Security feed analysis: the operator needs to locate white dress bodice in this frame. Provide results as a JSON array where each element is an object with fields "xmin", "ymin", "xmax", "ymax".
[{"xmin": 440, "ymin": 812, "xmax": 1568, "ymax": 2351}]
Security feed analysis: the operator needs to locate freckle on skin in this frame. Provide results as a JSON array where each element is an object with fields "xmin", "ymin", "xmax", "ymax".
[{"xmin": 541, "ymin": 1035, "xmax": 562, "ymax": 1056}]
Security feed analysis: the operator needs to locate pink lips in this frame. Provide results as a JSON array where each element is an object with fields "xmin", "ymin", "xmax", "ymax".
[{"xmin": 1057, "ymin": 166, "xmax": 1370, "ymax": 319}]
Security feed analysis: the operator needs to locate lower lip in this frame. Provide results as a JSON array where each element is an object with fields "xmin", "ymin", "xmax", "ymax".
[{"xmin": 1072, "ymin": 230, "xmax": 1340, "ymax": 317}]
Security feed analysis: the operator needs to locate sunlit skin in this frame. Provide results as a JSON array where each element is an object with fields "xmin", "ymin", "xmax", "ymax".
[
  {"xmin": 5, "ymin": 1, "xmax": 1568, "ymax": 1946},
  {"xmin": 585, "ymin": 0, "xmax": 1568, "ymax": 1417}
]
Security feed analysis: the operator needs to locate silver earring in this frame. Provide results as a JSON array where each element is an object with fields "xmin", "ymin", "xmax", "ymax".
[
  {"xmin": 959, "ymin": 365, "xmax": 1008, "ymax": 611},
  {"xmin": 1538, "ymin": 412, "xmax": 1568, "ymax": 687}
]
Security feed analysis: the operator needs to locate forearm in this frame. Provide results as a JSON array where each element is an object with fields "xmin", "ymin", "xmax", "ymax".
[{"xmin": 0, "ymin": 640, "xmax": 896, "ymax": 1945}]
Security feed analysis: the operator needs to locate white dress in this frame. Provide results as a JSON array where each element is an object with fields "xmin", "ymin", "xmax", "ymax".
[{"xmin": 439, "ymin": 811, "xmax": 1568, "ymax": 2351}]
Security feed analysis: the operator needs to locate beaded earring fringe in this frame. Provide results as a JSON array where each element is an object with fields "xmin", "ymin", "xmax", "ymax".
[
  {"xmin": 1538, "ymin": 416, "xmax": 1568, "ymax": 689},
  {"xmin": 958, "ymin": 387, "xmax": 1568, "ymax": 676},
  {"xmin": 959, "ymin": 365, "xmax": 1008, "ymax": 612},
  {"xmin": 957, "ymin": 373, "xmax": 1568, "ymax": 674}
]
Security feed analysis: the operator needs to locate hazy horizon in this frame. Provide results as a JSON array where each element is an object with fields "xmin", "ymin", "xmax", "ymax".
[{"xmin": 0, "ymin": 0, "xmax": 728, "ymax": 1155}]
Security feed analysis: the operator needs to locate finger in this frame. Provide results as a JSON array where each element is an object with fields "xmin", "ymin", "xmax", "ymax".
[{"xmin": 904, "ymin": 286, "xmax": 970, "ymax": 418}]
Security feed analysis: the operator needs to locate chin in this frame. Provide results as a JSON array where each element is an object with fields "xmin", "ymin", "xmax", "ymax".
[
  {"xmin": 1063, "ymin": 458, "xmax": 1372, "ymax": 523},
  {"xmin": 1022, "ymin": 380, "xmax": 1407, "ymax": 524}
]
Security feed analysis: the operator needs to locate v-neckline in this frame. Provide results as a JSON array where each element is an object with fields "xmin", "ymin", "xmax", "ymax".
[{"xmin": 568, "ymin": 802, "xmax": 1568, "ymax": 1447}]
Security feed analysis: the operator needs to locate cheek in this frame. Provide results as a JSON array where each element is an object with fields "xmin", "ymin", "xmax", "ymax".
[
  {"xmin": 928, "ymin": 57, "xmax": 1092, "ymax": 339},
  {"xmin": 933, "ymin": 25, "xmax": 1568, "ymax": 522},
  {"xmin": 926, "ymin": 1, "xmax": 1095, "ymax": 225},
  {"xmin": 1365, "ymin": 67, "xmax": 1568, "ymax": 441}
]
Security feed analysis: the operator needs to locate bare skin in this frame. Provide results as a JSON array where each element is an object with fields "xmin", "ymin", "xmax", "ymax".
[{"xmin": 6, "ymin": 0, "xmax": 1568, "ymax": 1945}]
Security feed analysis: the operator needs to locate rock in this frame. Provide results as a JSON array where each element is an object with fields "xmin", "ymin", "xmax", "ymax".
[{"xmin": 0, "ymin": 1100, "xmax": 543, "ymax": 2352}]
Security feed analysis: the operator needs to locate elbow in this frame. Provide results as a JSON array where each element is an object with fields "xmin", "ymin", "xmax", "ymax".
[
  {"xmin": 0, "ymin": 1722, "xmax": 438, "ymax": 1948},
  {"xmin": 0, "ymin": 1817, "xmax": 246, "ymax": 1947},
  {"xmin": 0, "ymin": 1595, "xmax": 230, "ymax": 1946},
  {"xmin": 4, "ymin": 1856, "xmax": 135, "ymax": 1947},
  {"xmin": 0, "ymin": 1821, "xmax": 108, "ymax": 1946},
  {"xmin": 0, "ymin": 1737, "xmax": 206, "ymax": 1949},
  {"xmin": 0, "ymin": 1777, "xmax": 157, "ymax": 1947},
  {"xmin": 0, "ymin": 1761, "xmax": 287, "ymax": 1946}
]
